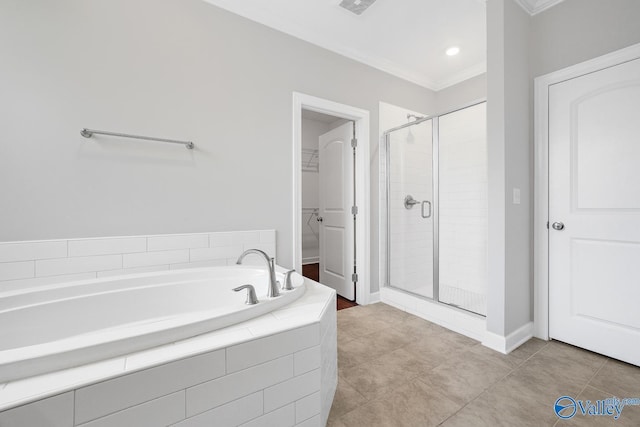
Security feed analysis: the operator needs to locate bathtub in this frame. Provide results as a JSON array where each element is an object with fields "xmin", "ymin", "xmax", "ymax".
[{"xmin": 0, "ymin": 265, "xmax": 305, "ymax": 383}]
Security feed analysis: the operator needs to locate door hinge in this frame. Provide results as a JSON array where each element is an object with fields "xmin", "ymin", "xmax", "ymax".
[
  {"xmin": 351, "ymin": 205, "xmax": 358, "ymax": 216},
  {"xmin": 352, "ymin": 273, "xmax": 358, "ymax": 283},
  {"xmin": 351, "ymin": 138, "xmax": 358, "ymax": 149}
]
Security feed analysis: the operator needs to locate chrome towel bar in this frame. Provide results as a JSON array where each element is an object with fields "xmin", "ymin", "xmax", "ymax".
[{"xmin": 80, "ymin": 128, "xmax": 194, "ymax": 149}]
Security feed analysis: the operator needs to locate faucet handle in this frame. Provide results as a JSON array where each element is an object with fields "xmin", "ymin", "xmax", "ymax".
[
  {"xmin": 233, "ymin": 284, "xmax": 259, "ymax": 305},
  {"xmin": 282, "ymin": 270, "xmax": 296, "ymax": 291}
]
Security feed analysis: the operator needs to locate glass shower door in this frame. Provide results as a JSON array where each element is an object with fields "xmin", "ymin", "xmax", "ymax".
[
  {"xmin": 386, "ymin": 119, "xmax": 435, "ymax": 298},
  {"xmin": 437, "ymin": 102, "xmax": 487, "ymax": 315}
]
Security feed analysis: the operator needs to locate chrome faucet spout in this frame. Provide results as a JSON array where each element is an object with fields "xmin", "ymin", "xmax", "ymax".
[{"xmin": 236, "ymin": 249, "xmax": 280, "ymax": 298}]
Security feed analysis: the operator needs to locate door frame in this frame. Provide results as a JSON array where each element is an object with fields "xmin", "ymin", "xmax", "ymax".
[
  {"xmin": 292, "ymin": 92, "xmax": 371, "ymax": 305},
  {"xmin": 533, "ymin": 42, "xmax": 640, "ymax": 340}
]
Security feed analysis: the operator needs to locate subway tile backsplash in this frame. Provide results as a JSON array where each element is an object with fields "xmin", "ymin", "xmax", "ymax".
[
  {"xmin": 147, "ymin": 234, "xmax": 208, "ymax": 252},
  {"xmin": 122, "ymin": 249, "xmax": 189, "ymax": 269},
  {"xmin": 0, "ymin": 230, "xmax": 276, "ymax": 292},
  {"xmin": 36, "ymin": 254, "xmax": 123, "ymax": 277},
  {"xmin": 68, "ymin": 237, "xmax": 146, "ymax": 258},
  {"xmin": 0, "ymin": 241, "xmax": 67, "ymax": 263},
  {"xmin": 0, "ymin": 261, "xmax": 34, "ymax": 282}
]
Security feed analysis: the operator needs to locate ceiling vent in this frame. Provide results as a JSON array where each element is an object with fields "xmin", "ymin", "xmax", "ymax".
[{"xmin": 339, "ymin": 0, "xmax": 378, "ymax": 15}]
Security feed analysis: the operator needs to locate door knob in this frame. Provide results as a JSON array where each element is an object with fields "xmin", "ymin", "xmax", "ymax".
[
  {"xmin": 552, "ymin": 222, "xmax": 565, "ymax": 231},
  {"xmin": 317, "ymin": 216, "xmax": 323, "ymax": 222}
]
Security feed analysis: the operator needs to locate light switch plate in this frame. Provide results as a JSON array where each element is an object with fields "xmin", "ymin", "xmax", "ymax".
[{"xmin": 513, "ymin": 188, "xmax": 521, "ymax": 205}]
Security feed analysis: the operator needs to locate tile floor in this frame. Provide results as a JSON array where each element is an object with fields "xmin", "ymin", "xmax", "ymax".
[{"xmin": 328, "ymin": 303, "xmax": 640, "ymax": 427}]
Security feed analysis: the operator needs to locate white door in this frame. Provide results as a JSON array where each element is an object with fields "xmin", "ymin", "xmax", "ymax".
[
  {"xmin": 549, "ymin": 57, "xmax": 640, "ymax": 366},
  {"xmin": 319, "ymin": 122, "xmax": 355, "ymax": 300}
]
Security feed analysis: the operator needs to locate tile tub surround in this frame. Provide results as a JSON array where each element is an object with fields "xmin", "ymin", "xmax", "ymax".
[
  {"xmin": 0, "ymin": 230, "xmax": 276, "ymax": 293},
  {"xmin": 0, "ymin": 279, "xmax": 337, "ymax": 427}
]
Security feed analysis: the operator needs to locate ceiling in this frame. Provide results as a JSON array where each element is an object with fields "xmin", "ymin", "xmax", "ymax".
[{"xmin": 203, "ymin": 0, "xmax": 488, "ymax": 91}]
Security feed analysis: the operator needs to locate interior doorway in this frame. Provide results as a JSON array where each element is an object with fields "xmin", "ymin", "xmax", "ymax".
[
  {"xmin": 299, "ymin": 110, "xmax": 357, "ymax": 307},
  {"xmin": 535, "ymin": 43, "xmax": 640, "ymax": 366},
  {"xmin": 292, "ymin": 93, "xmax": 371, "ymax": 306}
]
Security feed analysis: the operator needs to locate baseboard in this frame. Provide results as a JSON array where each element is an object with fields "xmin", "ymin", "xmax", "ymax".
[
  {"xmin": 482, "ymin": 322, "xmax": 534, "ymax": 354},
  {"xmin": 482, "ymin": 331, "xmax": 508, "ymax": 354},
  {"xmin": 302, "ymin": 257, "xmax": 319, "ymax": 265},
  {"xmin": 367, "ymin": 292, "xmax": 380, "ymax": 304},
  {"xmin": 506, "ymin": 321, "xmax": 534, "ymax": 352}
]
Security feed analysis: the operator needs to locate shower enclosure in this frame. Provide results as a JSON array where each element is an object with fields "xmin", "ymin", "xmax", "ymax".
[{"xmin": 383, "ymin": 101, "xmax": 487, "ymax": 316}]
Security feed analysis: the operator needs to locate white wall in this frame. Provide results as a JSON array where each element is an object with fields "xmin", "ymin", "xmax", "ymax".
[
  {"xmin": 0, "ymin": 0, "xmax": 436, "ymax": 292},
  {"xmin": 530, "ymin": 0, "xmax": 640, "ymax": 78},
  {"xmin": 436, "ymin": 73, "xmax": 487, "ymax": 113},
  {"xmin": 503, "ymin": 0, "xmax": 532, "ymax": 335},
  {"xmin": 486, "ymin": 0, "xmax": 531, "ymax": 337},
  {"xmin": 486, "ymin": 0, "xmax": 507, "ymax": 336}
]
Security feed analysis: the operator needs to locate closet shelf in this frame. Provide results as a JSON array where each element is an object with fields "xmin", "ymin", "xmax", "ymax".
[{"xmin": 302, "ymin": 148, "xmax": 319, "ymax": 172}]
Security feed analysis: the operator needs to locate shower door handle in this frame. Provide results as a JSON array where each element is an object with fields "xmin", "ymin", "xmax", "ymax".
[
  {"xmin": 421, "ymin": 200, "xmax": 432, "ymax": 218},
  {"xmin": 404, "ymin": 195, "xmax": 420, "ymax": 209}
]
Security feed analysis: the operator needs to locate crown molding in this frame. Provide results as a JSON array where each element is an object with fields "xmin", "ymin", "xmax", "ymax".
[
  {"xmin": 432, "ymin": 61, "xmax": 487, "ymax": 91},
  {"xmin": 513, "ymin": 0, "xmax": 565, "ymax": 15},
  {"xmin": 203, "ymin": 0, "xmax": 486, "ymax": 92}
]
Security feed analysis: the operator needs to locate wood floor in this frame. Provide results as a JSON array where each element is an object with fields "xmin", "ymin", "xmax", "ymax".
[{"xmin": 302, "ymin": 263, "xmax": 357, "ymax": 311}]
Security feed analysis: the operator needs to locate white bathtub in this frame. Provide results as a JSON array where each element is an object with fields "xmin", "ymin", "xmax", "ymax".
[{"xmin": 0, "ymin": 265, "xmax": 305, "ymax": 383}]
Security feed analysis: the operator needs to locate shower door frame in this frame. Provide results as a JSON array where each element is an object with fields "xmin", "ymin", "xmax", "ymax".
[
  {"xmin": 383, "ymin": 99, "xmax": 487, "ymax": 313},
  {"xmin": 384, "ymin": 116, "xmax": 440, "ymax": 301}
]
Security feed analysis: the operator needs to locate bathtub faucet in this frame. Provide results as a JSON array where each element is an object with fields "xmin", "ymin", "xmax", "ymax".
[{"xmin": 236, "ymin": 249, "xmax": 280, "ymax": 298}]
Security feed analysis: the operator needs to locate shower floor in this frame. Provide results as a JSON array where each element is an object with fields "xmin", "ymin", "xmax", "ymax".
[{"xmin": 439, "ymin": 284, "xmax": 486, "ymax": 316}]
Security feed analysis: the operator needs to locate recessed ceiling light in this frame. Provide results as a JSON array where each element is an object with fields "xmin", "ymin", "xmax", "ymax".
[{"xmin": 446, "ymin": 46, "xmax": 460, "ymax": 56}]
